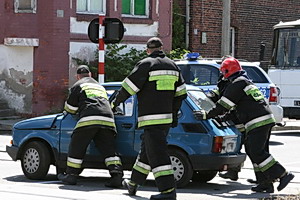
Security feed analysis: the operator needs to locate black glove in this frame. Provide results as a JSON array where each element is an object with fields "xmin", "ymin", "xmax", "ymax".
[
  {"xmin": 110, "ymin": 98, "xmax": 119, "ymax": 113},
  {"xmin": 171, "ymin": 112, "xmax": 178, "ymax": 128},
  {"xmin": 193, "ymin": 110, "xmax": 207, "ymax": 120}
]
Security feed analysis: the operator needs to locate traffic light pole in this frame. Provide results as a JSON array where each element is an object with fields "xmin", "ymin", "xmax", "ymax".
[{"xmin": 98, "ymin": 15, "xmax": 105, "ymax": 83}]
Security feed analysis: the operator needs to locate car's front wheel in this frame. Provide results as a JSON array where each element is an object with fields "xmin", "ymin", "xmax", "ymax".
[
  {"xmin": 21, "ymin": 141, "xmax": 51, "ymax": 180},
  {"xmin": 169, "ymin": 149, "xmax": 193, "ymax": 188}
]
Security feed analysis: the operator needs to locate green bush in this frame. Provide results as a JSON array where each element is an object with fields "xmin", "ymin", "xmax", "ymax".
[{"xmin": 73, "ymin": 44, "xmax": 189, "ymax": 82}]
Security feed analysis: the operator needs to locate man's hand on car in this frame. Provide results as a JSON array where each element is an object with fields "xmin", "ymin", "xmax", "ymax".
[{"xmin": 193, "ymin": 110, "xmax": 207, "ymax": 120}]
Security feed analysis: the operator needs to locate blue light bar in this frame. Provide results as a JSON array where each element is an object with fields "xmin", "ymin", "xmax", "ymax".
[{"xmin": 185, "ymin": 52, "xmax": 200, "ymax": 60}]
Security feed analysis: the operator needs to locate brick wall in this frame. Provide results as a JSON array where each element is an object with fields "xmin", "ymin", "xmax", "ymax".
[
  {"xmin": 177, "ymin": 0, "xmax": 300, "ymax": 61},
  {"xmin": 32, "ymin": 1, "xmax": 70, "ymax": 115},
  {"xmin": 0, "ymin": 0, "xmax": 70, "ymax": 115}
]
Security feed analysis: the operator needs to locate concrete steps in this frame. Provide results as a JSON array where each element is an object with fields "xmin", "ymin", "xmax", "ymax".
[{"xmin": 0, "ymin": 99, "xmax": 16, "ymax": 118}]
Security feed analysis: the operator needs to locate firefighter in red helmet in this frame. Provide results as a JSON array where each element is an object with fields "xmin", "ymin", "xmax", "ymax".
[{"xmin": 194, "ymin": 57, "xmax": 294, "ymax": 193}]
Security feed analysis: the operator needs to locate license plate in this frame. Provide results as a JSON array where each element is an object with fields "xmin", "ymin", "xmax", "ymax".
[
  {"xmin": 221, "ymin": 136, "xmax": 237, "ymax": 153},
  {"xmin": 294, "ymin": 100, "xmax": 300, "ymax": 106}
]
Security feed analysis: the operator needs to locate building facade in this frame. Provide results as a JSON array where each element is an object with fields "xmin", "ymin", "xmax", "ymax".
[
  {"xmin": 0, "ymin": 0, "xmax": 172, "ymax": 115},
  {"xmin": 177, "ymin": 0, "xmax": 300, "ymax": 61}
]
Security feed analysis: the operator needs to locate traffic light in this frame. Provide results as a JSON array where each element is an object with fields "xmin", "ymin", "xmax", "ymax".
[{"xmin": 88, "ymin": 18, "xmax": 125, "ymax": 44}]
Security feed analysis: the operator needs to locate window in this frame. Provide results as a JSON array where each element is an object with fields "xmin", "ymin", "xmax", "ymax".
[
  {"xmin": 14, "ymin": 0, "xmax": 37, "ymax": 13},
  {"xmin": 122, "ymin": 0, "xmax": 148, "ymax": 17},
  {"xmin": 107, "ymin": 90, "xmax": 134, "ymax": 116},
  {"xmin": 242, "ymin": 66, "xmax": 268, "ymax": 83},
  {"xmin": 76, "ymin": 0, "xmax": 105, "ymax": 14},
  {"xmin": 179, "ymin": 64, "xmax": 220, "ymax": 86}
]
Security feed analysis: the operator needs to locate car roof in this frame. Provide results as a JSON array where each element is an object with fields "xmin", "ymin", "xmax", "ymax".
[{"xmin": 175, "ymin": 59, "xmax": 220, "ymax": 68}]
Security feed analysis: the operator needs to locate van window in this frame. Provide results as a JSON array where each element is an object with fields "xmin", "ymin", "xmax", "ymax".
[
  {"xmin": 242, "ymin": 66, "xmax": 268, "ymax": 83},
  {"xmin": 179, "ymin": 64, "xmax": 220, "ymax": 86}
]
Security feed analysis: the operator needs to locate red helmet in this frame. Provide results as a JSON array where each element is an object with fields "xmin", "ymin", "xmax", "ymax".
[{"xmin": 220, "ymin": 57, "xmax": 242, "ymax": 78}]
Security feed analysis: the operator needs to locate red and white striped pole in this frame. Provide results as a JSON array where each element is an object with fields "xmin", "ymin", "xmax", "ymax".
[{"xmin": 98, "ymin": 15, "xmax": 105, "ymax": 83}]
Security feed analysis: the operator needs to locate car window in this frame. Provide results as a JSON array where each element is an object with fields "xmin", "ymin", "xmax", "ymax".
[
  {"xmin": 242, "ymin": 66, "xmax": 269, "ymax": 83},
  {"xmin": 187, "ymin": 89, "xmax": 215, "ymax": 112},
  {"xmin": 106, "ymin": 89, "xmax": 134, "ymax": 116},
  {"xmin": 178, "ymin": 64, "xmax": 220, "ymax": 86}
]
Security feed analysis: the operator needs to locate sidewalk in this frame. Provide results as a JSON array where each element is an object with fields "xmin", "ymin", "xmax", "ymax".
[{"xmin": 1, "ymin": 117, "xmax": 300, "ymax": 132}]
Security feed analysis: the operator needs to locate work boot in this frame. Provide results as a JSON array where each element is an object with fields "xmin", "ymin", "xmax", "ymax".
[
  {"xmin": 219, "ymin": 170, "xmax": 239, "ymax": 181},
  {"xmin": 57, "ymin": 173, "xmax": 78, "ymax": 185},
  {"xmin": 122, "ymin": 179, "xmax": 138, "ymax": 196},
  {"xmin": 251, "ymin": 182, "xmax": 274, "ymax": 193},
  {"xmin": 247, "ymin": 179, "xmax": 258, "ymax": 184},
  {"xmin": 277, "ymin": 172, "xmax": 294, "ymax": 191},
  {"xmin": 105, "ymin": 173, "xmax": 123, "ymax": 188},
  {"xmin": 150, "ymin": 190, "xmax": 176, "ymax": 200}
]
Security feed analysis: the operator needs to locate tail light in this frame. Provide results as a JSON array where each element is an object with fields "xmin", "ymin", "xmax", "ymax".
[
  {"xmin": 212, "ymin": 136, "xmax": 223, "ymax": 153},
  {"xmin": 269, "ymin": 86, "xmax": 278, "ymax": 103}
]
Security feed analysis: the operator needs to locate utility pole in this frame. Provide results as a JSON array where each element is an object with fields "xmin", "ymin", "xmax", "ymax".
[{"xmin": 221, "ymin": 0, "xmax": 231, "ymax": 57}]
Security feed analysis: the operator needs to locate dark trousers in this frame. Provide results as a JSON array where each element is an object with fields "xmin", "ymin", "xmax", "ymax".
[
  {"xmin": 244, "ymin": 124, "xmax": 286, "ymax": 183},
  {"xmin": 67, "ymin": 126, "xmax": 122, "ymax": 175},
  {"xmin": 131, "ymin": 126, "xmax": 175, "ymax": 192}
]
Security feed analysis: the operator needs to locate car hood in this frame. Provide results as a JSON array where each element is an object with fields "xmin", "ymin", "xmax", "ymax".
[{"xmin": 14, "ymin": 114, "xmax": 62, "ymax": 130}]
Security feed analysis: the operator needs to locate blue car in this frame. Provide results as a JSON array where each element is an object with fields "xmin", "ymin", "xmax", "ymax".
[{"xmin": 6, "ymin": 82, "xmax": 246, "ymax": 188}]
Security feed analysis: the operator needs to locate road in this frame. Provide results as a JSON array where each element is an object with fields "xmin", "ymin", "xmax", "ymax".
[{"xmin": 0, "ymin": 130, "xmax": 299, "ymax": 200}]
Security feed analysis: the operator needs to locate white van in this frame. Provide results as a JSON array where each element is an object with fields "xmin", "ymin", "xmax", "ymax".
[{"xmin": 268, "ymin": 19, "xmax": 300, "ymax": 119}]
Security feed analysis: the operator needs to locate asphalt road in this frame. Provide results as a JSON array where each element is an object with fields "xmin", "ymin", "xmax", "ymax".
[{"xmin": 0, "ymin": 130, "xmax": 300, "ymax": 200}]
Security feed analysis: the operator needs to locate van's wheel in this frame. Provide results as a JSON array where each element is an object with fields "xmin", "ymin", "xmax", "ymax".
[
  {"xmin": 169, "ymin": 149, "xmax": 193, "ymax": 188},
  {"xmin": 21, "ymin": 141, "xmax": 51, "ymax": 180},
  {"xmin": 192, "ymin": 170, "xmax": 217, "ymax": 182}
]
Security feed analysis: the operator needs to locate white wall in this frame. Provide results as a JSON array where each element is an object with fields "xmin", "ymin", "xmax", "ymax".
[{"xmin": 0, "ymin": 45, "xmax": 33, "ymax": 113}]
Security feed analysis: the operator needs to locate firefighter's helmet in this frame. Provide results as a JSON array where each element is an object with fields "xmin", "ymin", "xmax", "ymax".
[{"xmin": 220, "ymin": 57, "xmax": 242, "ymax": 78}]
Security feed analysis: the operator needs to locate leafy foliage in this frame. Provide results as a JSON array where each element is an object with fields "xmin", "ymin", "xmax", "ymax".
[
  {"xmin": 73, "ymin": 45, "xmax": 190, "ymax": 81},
  {"xmin": 104, "ymin": 44, "xmax": 147, "ymax": 82},
  {"xmin": 166, "ymin": 48, "xmax": 190, "ymax": 60},
  {"xmin": 172, "ymin": 0, "xmax": 186, "ymax": 49}
]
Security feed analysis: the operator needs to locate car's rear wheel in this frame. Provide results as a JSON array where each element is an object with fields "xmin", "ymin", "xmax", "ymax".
[
  {"xmin": 192, "ymin": 170, "xmax": 217, "ymax": 182},
  {"xmin": 21, "ymin": 141, "xmax": 51, "ymax": 180},
  {"xmin": 169, "ymin": 149, "xmax": 193, "ymax": 188}
]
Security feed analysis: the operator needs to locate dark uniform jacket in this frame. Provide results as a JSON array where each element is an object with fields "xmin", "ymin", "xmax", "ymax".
[
  {"xmin": 64, "ymin": 77, "xmax": 116, "ymax": 132},
  {"xmin": 113, "ymin": 50, "xmax": 187, "ymax": 128},
  {"xmin": 207, "ymin": 75, "xmax": 245, "ymax": 133},
  {"xmin": 206, "ymin": 71, "xmax": 275, "ymax": 133}
]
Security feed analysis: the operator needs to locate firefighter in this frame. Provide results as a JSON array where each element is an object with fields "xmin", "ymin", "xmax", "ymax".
[
  {"xmin": 194, "ymin": 57, "xmax": 294, "ymax": 193},
  {"xmin": 207, "ymin": 75, "xmax": 245, "ymax": 181},
  {"xmin": 111, "ymin": 37, "xmax": 187, "ymax": 200},
  {"xmin": 58, "ymin": 65, "xmax": 123, "ymax": 187}
]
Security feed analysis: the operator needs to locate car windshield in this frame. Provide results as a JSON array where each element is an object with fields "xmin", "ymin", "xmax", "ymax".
[
  {"xmin": 187, "ymin": 89, "xmax": 215, "ymax": 111},
  {"xmin": 178, "ymin": 64, "xmax": 220, "ymax": 86},
  {"xmin": 242, "ymin": 66, "xmax": 269, "ymax": 83}
]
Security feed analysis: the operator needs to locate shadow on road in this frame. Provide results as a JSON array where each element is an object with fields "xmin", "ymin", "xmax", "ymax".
[
  {"xmin": 3, "ymin": 173, "xmax": 299, "ymax": 200},
  {"xmin": 272, "ymin": 131, "xmax": 300, "ymax": 137}
]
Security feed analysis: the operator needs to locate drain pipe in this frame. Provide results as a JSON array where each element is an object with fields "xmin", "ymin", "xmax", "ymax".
[{"xmin": 185, "ymin": 0, "xmax": 190, "ymax": 49}]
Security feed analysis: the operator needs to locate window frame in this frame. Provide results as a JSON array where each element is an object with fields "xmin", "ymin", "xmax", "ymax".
[
  {"xmin": 14, "ymin": 0, "xmax": 37, "ymax": 14},
  {"xmin": 122, "ymin": 0, "xmax": 149, "ymax": 18},
  {"xmin": 76, "ymin": 0, "xmax": 106, "ymax": 15}
]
